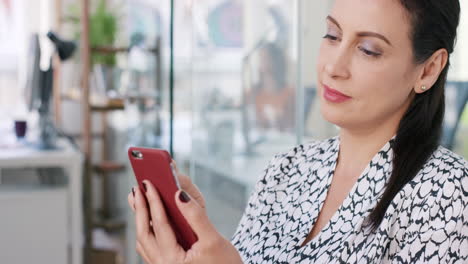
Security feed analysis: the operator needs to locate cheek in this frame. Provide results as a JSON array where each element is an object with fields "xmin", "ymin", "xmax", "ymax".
[
  {"xmin": 356, "ymin": 60, "xmax": 411, "ymax": 99},
  {"xmin": 352, "ymin": 65, "xmax": 413, "ymax": 120},
  {"xmin": 332, "ymin": 66, "xmax": 411, "ymax": 126},
  {"xmin": 353, "ymin": 54, "xmax": 410, "ymax": 97}
]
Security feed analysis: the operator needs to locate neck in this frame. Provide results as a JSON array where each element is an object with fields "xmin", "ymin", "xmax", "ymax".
[
  {"xmin": 336, "ymin": 94, "xmax": 411, "ymax": 176},
  {"xmin": 336, "ymin": 121, "xmax": 398, "ymax": 177}
]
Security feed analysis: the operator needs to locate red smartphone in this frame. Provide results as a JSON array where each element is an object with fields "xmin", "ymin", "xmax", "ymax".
[{"xmin": 128, "ymin": 147, "xmax": 198, "ymax": 251}]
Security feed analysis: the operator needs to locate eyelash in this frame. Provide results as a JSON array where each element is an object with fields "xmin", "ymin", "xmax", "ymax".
[
  {"xmin": 323, "ymin": 34, "xmax": 339, "ymax": 41},
  {"xmin": 358, "ymin": 46, "xmax": 381, "ymax": 57},
  {"xmin": 322, "ymin": 34, "xmax": 382, "ymax": 58}
]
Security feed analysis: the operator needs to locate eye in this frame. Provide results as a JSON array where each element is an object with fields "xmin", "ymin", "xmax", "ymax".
[
  {"xmin": 358, "ymin": 46, "xmax": 382, "ymax": 57},
  {"xmin": 323, "ymin": 34, "xmax": 339, "ymax": 41}
]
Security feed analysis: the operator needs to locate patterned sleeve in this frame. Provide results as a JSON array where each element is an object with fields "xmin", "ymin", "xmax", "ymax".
[
  {"xmin": 230, "ymin": 153, "xmax": 284, "ymax": 247},
  {"xmin": 388, "ymin": 165, "xmax": 468, "ymax": 263}
]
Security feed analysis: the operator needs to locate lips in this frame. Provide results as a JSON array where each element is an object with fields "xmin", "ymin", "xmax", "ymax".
[{"xmin": 323, "ymin": 84, "xmax": 351, "ymax": 103}]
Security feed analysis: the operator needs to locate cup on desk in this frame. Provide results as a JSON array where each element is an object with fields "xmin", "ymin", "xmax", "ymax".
[{"xmin": 14, "ymin": 120, "xmax": 27, "ymax": 139}]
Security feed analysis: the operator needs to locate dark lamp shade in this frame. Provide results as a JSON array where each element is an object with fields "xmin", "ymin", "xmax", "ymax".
[{"xmin": 47, "ymin": 31, "xmax": 76, "ymax": 61}]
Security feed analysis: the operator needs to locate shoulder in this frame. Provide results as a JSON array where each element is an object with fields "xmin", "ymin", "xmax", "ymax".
[
  {"xmin": 266, "ymin": 137, "xmax": 337, "ymax": 171},
  {"xmin": 392, "ymin": 146, "xmax": 467, "ymax": 225},
  {"xmin": 261, "ymin": 137, "xmax": 338, "ymax": 187},
  {"xmin": 411, "ymin": 146, "xmax": 467, "ymax": 196},
  {"xmin": 432, "ymin": 146, "xmax": 468, "ymax": 173},
  {"xmin": 386, "ymin": 147, "xmax": 468, "ymax": 262},
  {"xmin": 271, "ymin": 136, "xmax": 337, "ymax": 163},
  {"xmin": 428, "ymin": 145, "xmax": 467, "ymax": 175}
]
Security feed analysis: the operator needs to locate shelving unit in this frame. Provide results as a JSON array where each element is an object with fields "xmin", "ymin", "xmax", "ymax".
[
  {"xmin": 48, "ymin": 1, "xmax": 164, "ymax": 262},
  {"xmin": 76, "ymin": 1, "xmax": 162, "ymax": 263},
  {"xmin": 78, "ymin": 54, "xmax": 161, "ymax": 261}
]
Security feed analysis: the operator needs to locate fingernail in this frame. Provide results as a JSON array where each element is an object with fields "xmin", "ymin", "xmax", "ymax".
[
  {"xmin": 179, "ymin": 191, "xmax": 190, "ymax": 203},
  {"xmin": 132, "ymin": 187, "xmax": 135, "ymax": 197},
  {"xmin": 142, "ymin": 182, "xmax": 147, "ymax": 192}
]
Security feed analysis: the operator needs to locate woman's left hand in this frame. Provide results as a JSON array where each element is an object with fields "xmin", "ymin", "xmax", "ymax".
[{"xmin": 128, "ymin": 179, "xmax": 243, "ymax": 264}]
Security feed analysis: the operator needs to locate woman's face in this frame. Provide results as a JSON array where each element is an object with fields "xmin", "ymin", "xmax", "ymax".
[{"xmin": 316, "ymin": 0, "xmax": 422, "ymax": 132}]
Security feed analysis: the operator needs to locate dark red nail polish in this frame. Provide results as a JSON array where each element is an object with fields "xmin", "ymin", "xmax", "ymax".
[
  {"xmin": 132, "ymin": 187, "xmax": 135, "ymax": 197},
  {"xmin": 142, "ymin": 182, "xmax": 147, "ymax": 192},
  {"xmin": 179, "ymin": 191, "xmax": 190, "ymax": 203}
]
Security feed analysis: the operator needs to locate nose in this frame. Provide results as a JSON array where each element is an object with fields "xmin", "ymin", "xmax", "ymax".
[{"xmin": 324, "ymin": 47, "xmax": 351, "ymax": 80}]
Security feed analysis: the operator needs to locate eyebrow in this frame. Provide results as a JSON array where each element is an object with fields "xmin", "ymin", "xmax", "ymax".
[{"xmin": 326, "ymin": 15, "xmax": 393, "ymax": 46}]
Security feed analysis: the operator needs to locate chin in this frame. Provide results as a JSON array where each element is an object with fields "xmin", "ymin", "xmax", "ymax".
[{"xmin": 319, "ymin": 98, "xmax": 348, "ymax": 127}]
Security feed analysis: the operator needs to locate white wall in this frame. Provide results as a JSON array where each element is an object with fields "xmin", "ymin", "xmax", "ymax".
[
  {"xmin": 0, "ymin": 0, "xmax": 56, "ymax": 114},
  {"xmin": 448, "ymin": 0, "xmax": 468, "ymax": 81}
]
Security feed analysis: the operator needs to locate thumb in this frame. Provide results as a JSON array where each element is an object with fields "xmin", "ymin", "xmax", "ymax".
[{"xmin": 175, "ymin": 190, "xmax": 217, "ymax": 238}]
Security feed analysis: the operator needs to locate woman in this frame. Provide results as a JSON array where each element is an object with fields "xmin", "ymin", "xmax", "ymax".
[
  {"xmin": 252, "ymin": 43, "xmax": 295, "ymax": 132},
  {"xmin": 128, "ymin": 0, "xmax": 468, "ymax": 263}
]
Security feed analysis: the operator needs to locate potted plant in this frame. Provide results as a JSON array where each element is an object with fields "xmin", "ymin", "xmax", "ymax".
[{"xmin": 66, "ymin": 0, "xmax": 120, "ymax": 92}]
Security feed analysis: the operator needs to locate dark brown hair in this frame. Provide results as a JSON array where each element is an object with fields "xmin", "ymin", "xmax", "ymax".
[{"xmin": 368, "ymin": 0, "xmax": 461, "ymax": 229}]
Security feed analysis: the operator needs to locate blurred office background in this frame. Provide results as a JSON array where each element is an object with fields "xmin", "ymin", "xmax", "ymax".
[{"xmin": 0, "ymin": 0, "xmax": 466, "ymax": 263}]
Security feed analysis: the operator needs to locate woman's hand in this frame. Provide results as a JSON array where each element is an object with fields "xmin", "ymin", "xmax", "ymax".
[{"xmin": 127, "ymin": 161, "xmax": 243, "ymax": 264}]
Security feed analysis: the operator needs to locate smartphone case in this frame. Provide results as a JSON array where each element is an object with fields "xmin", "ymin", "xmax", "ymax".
[{"xmin": 128, "ymin": 147, "xmax": 198, "ymax": 250}]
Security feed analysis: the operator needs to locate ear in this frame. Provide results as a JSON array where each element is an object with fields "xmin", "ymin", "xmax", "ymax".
[{"xmin": 414, "ymin": 48, "xmax": 448, "ymax": 94}]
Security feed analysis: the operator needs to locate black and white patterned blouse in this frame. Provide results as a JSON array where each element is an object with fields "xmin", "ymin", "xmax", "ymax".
[{"xmin": 231, "ymin": 136, "xmax": 468, "ymax": 263}]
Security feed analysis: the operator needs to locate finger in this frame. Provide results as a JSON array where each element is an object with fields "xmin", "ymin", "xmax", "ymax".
[
  {"xmin": 128, "ymin": 192, "xmax": 135, "ymax": 213},
  {"xmin": 171, "ymin": 162, "xmax": 206, "ymax": 209},
  {"xmin": 143, "ymin": 180, "xmax": 178, "ymax": 249},
  {"xmin": 136, "ymin": 241, "xmax": 152, "ymax": 264},
  {"xmin": 178, "ymin": 176, "xmax": 205, "ymax": 208},
  {"xmin": 134, "ymin": 186, "xmax": 154, "ymax": 245},
  {"xmin": 171, "ymin": 159, "xmax": 179, "ymax": 171},
  {"xmin": 175, "ymin": 190, "xmax": 217, "ymax": 238},
  {"xmin": 128, "ymin": 187, "xmax": 136, "ymax": 212}
]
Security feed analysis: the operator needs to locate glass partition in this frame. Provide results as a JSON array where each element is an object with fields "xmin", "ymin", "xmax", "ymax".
[{"xmin": 188, "ymin": 0, "xmax": 301, "ymax": 238}]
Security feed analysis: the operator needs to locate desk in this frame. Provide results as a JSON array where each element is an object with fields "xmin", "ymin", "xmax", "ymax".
[
  {"xmin": 190, "ymin": 131, "xmax": 297, "ymax": 195},
  {"xmin": 0, "ymin": 140, "xmax": 83, "ymax": 264}
]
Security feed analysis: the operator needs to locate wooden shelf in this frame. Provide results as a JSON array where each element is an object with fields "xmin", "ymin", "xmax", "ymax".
[
  {"xmin": 88, "ymin": 249, "xmax": 119, "ymax": 264},
  {"xmin": 93, "ymin": 218, "xmax": 126, "ymax": 231},
  {"xmin": 61, "ymin": 92, "xmax": 125, "ymax": 111},
  {"xmin": 61, "ymin": 91, "xmax": 80, "ymax": 102},
  {"xmin": 91, "ymin": 46, "xmax": 159, "ymax": 54},
  {"xmin": 90, "ymin": 103, "xmax": 124, "ymax": 112}
]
